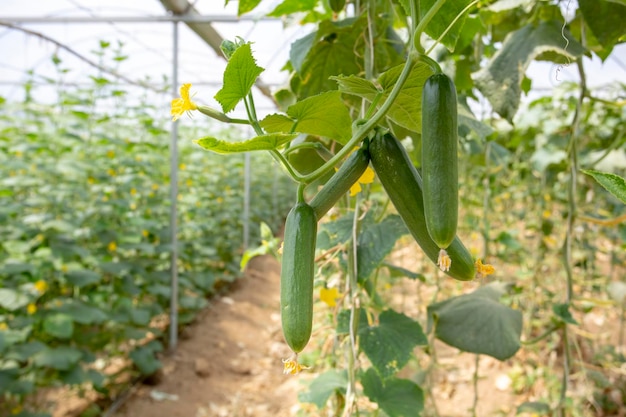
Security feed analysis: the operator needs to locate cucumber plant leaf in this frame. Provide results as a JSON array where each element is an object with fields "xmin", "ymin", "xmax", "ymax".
[
  {"xmin": 236, "ymin": 0, "xmax": 263, "ymax": 15},
  {"xmin": 357, "ymin": 214, "xmax": 409, "ymax": 283},
  {"xmin": 473, "ymin": 21, "xmax": 584, "ymax": 121},
  {"xmin": 360, "ymin": 309, "xmax": 427, "ymax": 379},
  {"xmin": 268, "ymin": 0, "xmax": 317, "ymax": 17},
  {"xmin": 33, "ymin": 346, "xmax": 83, "ymax": 371},
  {"xmin": 299, "ymin": 370, "xmax": 348, "ymax": 409},
  {"xmin": 261, "ymin": 91, "xmax": 352, "ymax": 143},
  {"xmin": 427, "ymin": 282, "xmax": 523, "ymax": 361},
  {"xmin": 419, "ymin": 0, "xmax": 474, "ymax": 51},
  {"xmin": 361, "ymin": 368, "xmax": 424, "ymax": 417},
  {"xmin": 582, "ymin": 169, "xmax": 626, "ymax": 204},
  {"xmin": 579, "ymin": 0, "xmax": 626, "ymax": 51},
  {"xmin": 214, "ymin": 43, "xmax": 264, "ymax": 113},
  {"xmin": 195, "ymin": 133, "xmax": 297, "ymax": 154}
]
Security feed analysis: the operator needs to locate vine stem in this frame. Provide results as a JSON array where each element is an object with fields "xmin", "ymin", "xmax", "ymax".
[
  {"xmin": 557, "ymin": 56, "xmax": 586, "ymax": 417},
  {"xmin": 342, "ymin": 192, "xmax": 361, "ymax": 417},
  {"xmin": 413, "ymin": 0, "xmax": 446, "ymax": 52}
]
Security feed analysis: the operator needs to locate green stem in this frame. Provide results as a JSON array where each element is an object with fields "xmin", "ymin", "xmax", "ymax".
[
  {"xmin": 244, "ymin": 93, "xmax": 264, "ymax": 136},
  {"xmin": 301, "ymin": 52, "xmax": 417, "ymax": 185},
  {"xmin": 297, "ymin": 183, "xmax": 306, "ymax": 203},
  {"xmin": 471, "ymin": 354, "xmax": 480, "ymax": 417},
  {"xmin": 270, "ymin": 149, "xmax": 306, "ymax": 183},
  {"xmin": 196, "ymin": 105, "xmax": 250, "ymax": 125},
  {"xmin": 521, "ymin": 325, "xmax": 560, "ymax": 345},
  {"xmin": 342, "ymin": 193, "xmax": 361, "ymax": 417},
  {"xmin": 414, "ymin": 0, "xmax": 446, "ymax": 51},
  {"xmin": 283, "ymin": 142, "xmax": 335, "ymax": 161}
]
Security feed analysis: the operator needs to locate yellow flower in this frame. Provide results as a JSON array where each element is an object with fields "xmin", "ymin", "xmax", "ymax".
[
  {"xmin": 34, "ymin": 280, "xmax": 48, "ymax": 294},
  {"xmin": 179, "ymin": 163, "xmax": 186, "ymax": 171},
  {"xmin": 142, "ymin": 230, "xmax": 149, "ymax": 238},
  {"xmin": 130, "ymin": 188, "xmax": 137, "ymax": 196},
  {"xmin": 320, "ymin": 287, "xmax": 341, "ymax": 307},
  {"xmin": 475, "ymin": 259, "xmax": 495, "ymax": 279},
  {"xmin": 349, "ymin": 166, "xmax": 375, "ymax": 196},
  {"xmin": 0, "ymin": 322, "xmax": 8, "ymax": 331},
  {"xmin": 27, "ymin": 303, "xmax": 37, "ymax": 315},
  {"xmin": 282, "ymin": 356, "xmax": 310, "ymax": 375},
  {"xmin": 108, "ymin": 241, "xmax": 117, "ymax": 252},
  {"xmin": 107, "ymin": 150, "xmax": 115, "ymax": 158},
  {"xmin": 107, "ymin": 168, "xmax": 116, "ymax": 177},
  {"xmin": 171, "ymin": 83, "xmax": 198, "ymax": 121}
]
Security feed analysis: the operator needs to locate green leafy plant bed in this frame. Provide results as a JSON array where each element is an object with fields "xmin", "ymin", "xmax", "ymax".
[{"xmin": 0, "ymin": 50, "xmax": 295, "ymax": 416}]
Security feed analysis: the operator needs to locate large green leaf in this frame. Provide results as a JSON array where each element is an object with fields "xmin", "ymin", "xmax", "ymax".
[
  {"xmin": 360, "ymin": 309, "xmax": 427, "ymax": 379},
  {"xmin": 419, "ymin": 0, "xmax": 473, "ymax": 51},
  {"xmin": 195, "ymin": 133, "xmax": 297, "ymax": 154},
  {"xmin": 53, "ymin": 300, "xmax": 108, "ymax": 325},
  {"xmin": 43, "ymin": 313, "xmax": 74, "ymax": 339},
  {"xmin": 579, "ymin": 0, "xmax": 626, "ymax": 51},
  {"xmin": 582, "ymin": 169, "xmax": 626, "ymax": 204},
  {"xmin": 293, "ymin": 18, "xmax": 366, "ymax": 98},
  {"xmin": 357, "ymin": 214, "xmax": 409, "ymax": 282},
  {"xmin": 427, "ymin": 283, "xmax": 522, "ymax": 361},
  {"xmin": 0, "ymin": 288, "xmax": 30, "ymax": 311},
  {"xmin": 214, "ymin": 43, "xmax": 264, "ymax": 113},
  {"xmin": 33, "ymin": 346, "xmax": 83, "ymax": 371},
  {"xmin": 361, "ymin": 368, "xmax": 424, "ymax": 417},
  {"xmin": 299, "ymin": 370, "xmax": 348, "ymax": 408},
  {"xmin": 261, "ymin": 91, "xmax": 352, "ymax": 143},
  {"xmin": 237, "ymin": 0, "xmax": 263, "ymax": 15},
  {"xmin": 473, "ymin": 21, "xmax": 584, "ymax": 121},
  {"xmin": 65, "ymin": 269, "xmax": 101, "ymax": 287}
]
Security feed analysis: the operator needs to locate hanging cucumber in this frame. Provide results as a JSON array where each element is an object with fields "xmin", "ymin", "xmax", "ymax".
[
  {"xmin": 280, "ymin": 202, "xmax": 317, "ymax": 353},
  {"xmin": 370, "ymin": 132, "xmax": 475, "ymax": 281},
  {"xmin": 421, "ymin": 73, "xmax": 459, "ymax": 271},
  {"xmin": 309, "ymin": 145, "xmax": 370, "ymax": 219}
]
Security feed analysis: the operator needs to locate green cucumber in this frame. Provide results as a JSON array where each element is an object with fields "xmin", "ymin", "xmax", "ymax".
[
  {"xmin": 309, "ymin": 146, "xmax": 370, "ymax": 219},
  {"xmin": 421, "ymin": 73, "xmax": 459, "ymax": 251},
  {"xmin": 281, "ymin": 202, "xmax": 317, "ymax": 353},
  {"xmin": 370, "ymin": 132, "xmax": 475, "ymax": 281}
]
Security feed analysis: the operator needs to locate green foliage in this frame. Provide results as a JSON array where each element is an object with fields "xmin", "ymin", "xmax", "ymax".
[
  {"xmin": 582, "ymin": 169, "xmax": 626, "ymax": 204},
  {"xmin": 214, "ymin": 43, "xmax": 264, "ymax": 113}
]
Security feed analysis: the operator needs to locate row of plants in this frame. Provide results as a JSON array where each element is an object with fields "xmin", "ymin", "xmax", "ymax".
[
  {"xmin": 0, "ymin": 43, "xmax": 295, "ymax": 416},
  {"xmin": 180, "ymin": 0, "xmax": 626, "ymax": 415}
]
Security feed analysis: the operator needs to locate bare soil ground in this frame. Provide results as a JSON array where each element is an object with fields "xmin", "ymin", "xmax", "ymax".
[{"xmin": 113, "ymin": 255, "xmax": 300, "ymax": 417}]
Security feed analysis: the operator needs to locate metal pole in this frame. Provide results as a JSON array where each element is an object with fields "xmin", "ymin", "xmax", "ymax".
[{"xmin": 168, "ymin": 21, "xmax": 179, "ymax": 354}]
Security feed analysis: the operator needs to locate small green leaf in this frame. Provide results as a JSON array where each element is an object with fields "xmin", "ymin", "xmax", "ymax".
[
  {"xmin": 299, "ymin": 370, "xmax": 348, "ymax": 408},
  {"xmin": 552, "ymin": 303, "xmax": 578, "ymax": 325},
  {"xmin": 214, "ymin": 43, "xmax": 264, "ymax": 113},
  {"xmin": 195, "ymin": 133, "xmax": 297, "ymax": 154},
  {"xmin": 473, "ymin": 21, "xmax": 585, "ymax": 121},
  {"xmin": 285, "ymin": 91, "xmax": 352, "ymax": 143},
  {"xmin": 582, "ymin": 169, "xmax": 626, "ymax": 204},
  {"xmin": 0, "ymin": 288, "xmax": 30, "ymax": 311},
  {"xmin": 427, "ymin": 283, "xmax": 523, "ymax": 361},
  {"xmin": 360, "ymin": 309, "xmax": 427, "ymax": 379},
  {"xmin": 43, "ymin": 313, "xmax": 74, "ymax": 339},
  {"xmin": 361, "ymin": 368, "xmax": 424, "ymax": 417},
  {"xmin": 332, "ymin": 75, "xmax": 379, "ymax": 97},
  {"xmin": 130, "ymin": 341, "xmax": 163, "ymax": 375},
  {"xmin": 268, "ymin": 0, "xmax": 316, "ymax": 17},
  {"xmin": 516, "ymin": 401, "xmax": 551, "ymax": 415},
  {"xmin": 33, "ymin": 346, "xmax": 83, "ymax": 370},
  {"xmin": 237, "ymin": 0, "xmax": 263, "ymax": 16}
]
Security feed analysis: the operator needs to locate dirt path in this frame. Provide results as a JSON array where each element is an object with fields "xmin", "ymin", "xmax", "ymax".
[{"xmin": 114, "ymin": 255, "xmax": 300, "ymax": 417}]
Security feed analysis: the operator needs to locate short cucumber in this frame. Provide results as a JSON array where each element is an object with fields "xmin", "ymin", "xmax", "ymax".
[
  {"xmin": 370, "ymin": 132, "xmax": 475, "ymax": 281},
  {"xmin": 309, "ymin": 146, "xmax": 370, "ymax": 219},
  {"xmin": 280, "ymin": 202, "xmax": 317, "ymax": 353},
  {"xmin": 421, "ymin": 73, "xmax": 459, "ymax": 251}
]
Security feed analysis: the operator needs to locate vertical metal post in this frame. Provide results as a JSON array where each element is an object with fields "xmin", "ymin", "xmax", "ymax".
[
  {"xmin": 169, "ymin": 21, "xmax": 179, "ymax": 353},
  {"xmin": 243, "ymin": 151, "xmax": 251, "ymax": 250}
]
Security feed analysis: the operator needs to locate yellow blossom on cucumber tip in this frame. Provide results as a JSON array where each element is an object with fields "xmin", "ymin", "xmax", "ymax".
[
  {"xmin": 171, "ymin": 83, "xmax": 198, "ymax": 121},
  {"xmin": 475, "ymin": 259, "xmax": 495, "ymax": 279},
  {"xmin": 282, "ymin": 356, "xmax": 310, "ymax": 375}
]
